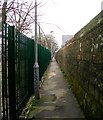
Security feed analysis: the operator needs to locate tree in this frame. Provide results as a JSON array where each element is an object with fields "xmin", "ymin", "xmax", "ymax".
[
  {"xmin": 5, "ymin": 0, "xmax": 41, "ymax": 34},
  {"xmin": 2, "ymin": 0, "xmax": 59, "ymax": 53},
  {"xmin": 31, "ymin": 32, "xmax": 58, "ymax": 54},
  {"xmin": 46, "ymin": 34, "xmax": 59, "ymax": 56},
  {"xmin": 0, "ymin": 0, "xmax": 1, "ymax": 24},
  {"xmin": 31, "ymin": 32, "xmax": 49, "ymax": 49}
]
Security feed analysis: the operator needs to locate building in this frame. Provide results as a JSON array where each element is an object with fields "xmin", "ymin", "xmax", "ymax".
[
  {"xmin": 62, "ymin": 35, "xmax": 73, "ymax": 46},
  {"xmin": 101, "ymin": 1, "xmax": 103, "ymax": 11}
]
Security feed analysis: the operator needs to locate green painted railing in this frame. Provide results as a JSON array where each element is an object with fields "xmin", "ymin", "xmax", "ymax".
[{"xmin": 2, "ymin": 25, "xmax": 51, "ymax": 119}]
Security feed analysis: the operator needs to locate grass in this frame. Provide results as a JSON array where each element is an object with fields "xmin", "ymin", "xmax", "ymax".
[{"xmin": 20, "ymin": 95, "xmax": 37, "ymax": 119}]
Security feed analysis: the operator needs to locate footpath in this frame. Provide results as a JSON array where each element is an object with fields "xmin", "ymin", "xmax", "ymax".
[{"xmin": 28, "ymin": 58, "xmax": 85, "ymax": 119}]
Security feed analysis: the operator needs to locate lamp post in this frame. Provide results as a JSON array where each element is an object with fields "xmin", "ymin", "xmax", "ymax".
[{"xmin": 34, "ymin": 0, "xmax": 40, "ymax": 99}]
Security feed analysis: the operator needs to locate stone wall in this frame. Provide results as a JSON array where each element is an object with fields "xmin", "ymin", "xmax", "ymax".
[{"xmin": 56, "ymin": 11, "xmax": 103, "ymax": 118}]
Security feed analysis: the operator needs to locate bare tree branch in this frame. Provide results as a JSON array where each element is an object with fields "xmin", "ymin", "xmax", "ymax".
[{"xmin": 6, "ymin": 0, "xmax": 42, "ymax": 34}]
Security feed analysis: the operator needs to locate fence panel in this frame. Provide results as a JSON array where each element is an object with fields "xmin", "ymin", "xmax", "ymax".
[
  {"xmin": 1, "ymin": 23, "xmax": 9, "ymax": 120},
  {"xmin": 38, "ymin": 44, "xmax": 51, "ymax": 79},
  {"xmin": 1, "ymin": 24, "xmax": 51, "ymax": 119},
  {"xmin": 8, "ymin": 26, "xmax": 35, "ymax": 119}
]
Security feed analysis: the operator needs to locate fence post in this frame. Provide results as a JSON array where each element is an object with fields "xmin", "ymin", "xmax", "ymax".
[
  {"xmin": 2, "ymin": 0, "xmax": 8, "ymax": 119},
  {"xmin": 0, "ymin": 76, "xmax": 1, "ymax": 120},
  {"xmin": 8, "ymin": 26, "xmax": 16, "ymax": 119}
]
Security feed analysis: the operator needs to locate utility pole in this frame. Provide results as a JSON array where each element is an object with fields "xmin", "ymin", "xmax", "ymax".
[
  {"xmin": 39, "ymin": 22, "xmax": 41, "ymax": 45},
  {"xmin": 34, "ymin": 0, "xmax": 40, "ymax": 99},
  {"xmin": 0, "ymin": 1, "xmax": 1, "ymax": 115},
  {"xmin": 50, "ymin": 31, "xmax": 54, "ymax": 60}
]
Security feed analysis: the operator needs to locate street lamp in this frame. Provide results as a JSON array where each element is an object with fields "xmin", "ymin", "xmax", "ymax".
[{"xmin": 34, "ymin": 0, "xmax": 40, "ymax": 99}]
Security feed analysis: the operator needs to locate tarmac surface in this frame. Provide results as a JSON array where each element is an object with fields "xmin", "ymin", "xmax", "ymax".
[{"xmin": 28, "ymin": 58, "xmax": 85, "ymax": 119}]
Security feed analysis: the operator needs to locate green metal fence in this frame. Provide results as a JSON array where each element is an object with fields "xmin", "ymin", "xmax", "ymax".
[
  {"xmin": 38, "ymin": 44, "xmax": 51, "ymax": 79},
  {"xmin": 2, "ymin": 25, "xmax": 51, "ymax": 119},
  {"xmin": 8, "ymin": 26, "xmax": 35, "ymax": 119}
]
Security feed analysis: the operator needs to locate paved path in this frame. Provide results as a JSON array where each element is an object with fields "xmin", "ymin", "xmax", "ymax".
[{"xmin": 28, "ymin": 58, "xmax": 85, "ymax": 119}]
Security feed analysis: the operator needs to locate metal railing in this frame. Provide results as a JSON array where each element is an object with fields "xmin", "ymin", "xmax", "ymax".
[{"xmin": 1, "ymin": 24, "xmax": 51, "ymax": 119}]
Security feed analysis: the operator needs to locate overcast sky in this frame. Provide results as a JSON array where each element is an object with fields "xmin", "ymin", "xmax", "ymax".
[{"xmin": 37, "ymin": 0, "xmax": 103, "ymax": 47}]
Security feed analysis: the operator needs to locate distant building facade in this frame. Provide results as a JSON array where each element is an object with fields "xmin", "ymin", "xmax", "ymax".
[
  {"xmin": 101, "ymin": 1, "xmax": 103, "ymax": 11},
  {"xmin": 62, "ymin": 35, "xmax": 73, "ymax": 46}
]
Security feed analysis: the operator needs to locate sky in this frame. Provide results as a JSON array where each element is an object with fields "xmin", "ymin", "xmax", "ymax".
[
  {"xmin": 37, "ymin": 0, "xmax": 103, "ymax": 47},
  {"xmin": 1, "ymin": 0, "xmax": 102, "ymax": 47}
]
